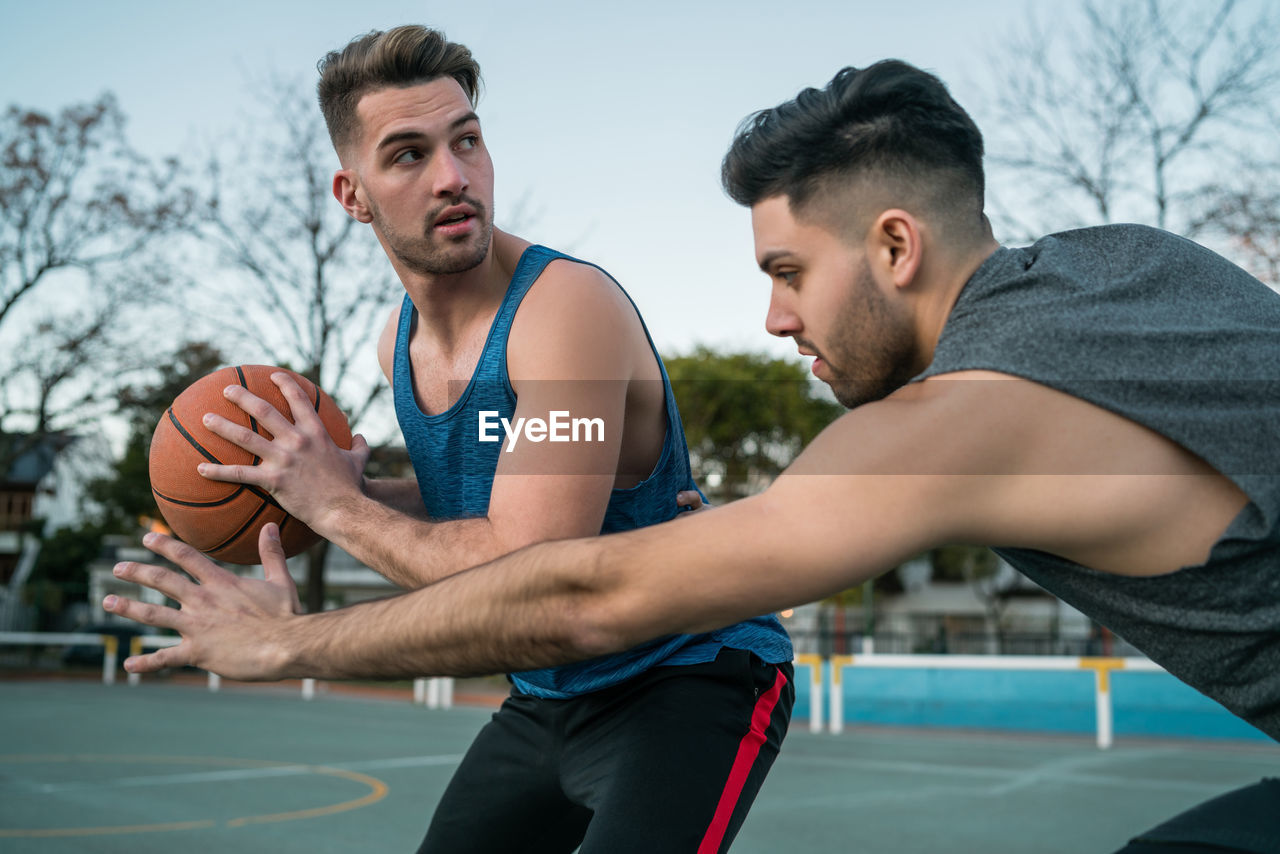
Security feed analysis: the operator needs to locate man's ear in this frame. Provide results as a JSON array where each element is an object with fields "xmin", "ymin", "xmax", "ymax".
[
  {"xmin": 867, "ymin": 209, "xmax": 923, "ymax": 291},
  {"xmin": 333, "ymin": 169, "xmax": 373, "ymax": 223}
]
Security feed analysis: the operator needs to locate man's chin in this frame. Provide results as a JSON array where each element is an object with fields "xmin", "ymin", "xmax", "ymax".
[
  {"xmin": 400, "ymin": 233, "xmax": 492, "ymax": 276},
  {"xmin": 829, "ymin": 377, "xmax": 895, "ymax": 410}
]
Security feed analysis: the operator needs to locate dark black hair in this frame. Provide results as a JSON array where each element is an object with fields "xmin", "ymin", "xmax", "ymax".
[{"xmin": 722, "ymin": 60, "xmax": 984, "ymax": 219}]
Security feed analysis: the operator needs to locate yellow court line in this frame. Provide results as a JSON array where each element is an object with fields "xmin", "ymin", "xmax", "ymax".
[
  {"xmin": 227, "ymin": 767, "xmax": 390, "ymax": 827},
  {"xmin": 0, "ymin": 753, "xmax": 390, "ymax": 838}
]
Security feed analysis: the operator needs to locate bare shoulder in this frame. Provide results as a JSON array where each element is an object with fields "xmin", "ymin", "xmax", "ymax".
[
  {"xmin": 783, "ymin": 371, "xmax": 1020, "ymax": 478},
  {"xmin": 375, "ymin": 303, "xmax": 403, "ymax": 384},
  {"xmin": 507, "ymin": 258, "xmax": 645, "ymax": 382}
]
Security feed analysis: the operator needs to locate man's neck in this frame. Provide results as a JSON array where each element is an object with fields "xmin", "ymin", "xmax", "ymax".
[
  {"xmin": 400, "ymin": 229, "xmax": 528, "ymax": 352},
  {"xmin": 916, "ymin": 237, "xmax": 1001, "ymax": 367}
]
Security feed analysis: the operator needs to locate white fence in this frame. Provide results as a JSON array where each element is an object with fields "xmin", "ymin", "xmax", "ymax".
[{"xmin": 0, "ymin": 631, "xmax": 453, "ymax": 708}]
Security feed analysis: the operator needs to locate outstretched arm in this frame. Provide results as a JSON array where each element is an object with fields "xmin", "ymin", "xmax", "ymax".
[
  {"xmin": 105, "ymin": 396, "xmax": 960, "ymax": 679},
  {"xmin": 105, "ymin": 372, "xmax": 1248, "ymax": 680}
]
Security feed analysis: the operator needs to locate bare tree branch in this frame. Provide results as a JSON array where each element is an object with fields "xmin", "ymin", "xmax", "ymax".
[
  {"xmin": 0, "ymin": 94, "xmax": 193, "ymax": 469},
  {"xmin": 979, "ymin": 0, "xmax": 1280, "ymax": 248}
]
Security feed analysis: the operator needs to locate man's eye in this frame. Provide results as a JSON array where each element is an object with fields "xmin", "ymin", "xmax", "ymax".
[
  {"xmin": 779, "ymin": 271, "xmax": 798, "ymax": 286},
  {"xmin": 457, "ymin": 134, "xmax": 479, "ymax": 150},
  {"xmin": 394, "ymin": 149, "xmax": 423, "ymax": 164}
]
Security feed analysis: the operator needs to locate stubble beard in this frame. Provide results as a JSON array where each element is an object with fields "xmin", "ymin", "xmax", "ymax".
[
  {"xmin": 373, "ymin": 196, "xmax": 494, "ymax": 276},
  {"xmin": 822, "ymin": 260, "xmax": 919, "ymax": 409}
]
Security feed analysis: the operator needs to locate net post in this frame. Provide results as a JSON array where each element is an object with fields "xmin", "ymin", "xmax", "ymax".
[
  {"xmin": 795, "ymin": 654, "xmax": 823, "ymax": 733},
  {"xmin": 829, "ymin": 655, "xmax": 855, "ymax": 734},
  {"xmin": 127, "ymin": 637, "xmax": 143, "ymax": 686},
  {"xmin": 1081, "ymin": 658, "xmax": 1123, "ymax": 749},
  {"xmin": 102, "ymin": 635, "xmax": 117, "ymax": 685}
]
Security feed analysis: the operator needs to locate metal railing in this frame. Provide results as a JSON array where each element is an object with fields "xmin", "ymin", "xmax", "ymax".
[{"xmin": 0, "ymin": 631, "xmax": 453, "ymax": 708}]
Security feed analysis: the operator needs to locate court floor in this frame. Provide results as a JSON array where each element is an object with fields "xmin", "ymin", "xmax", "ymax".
[{"xmin": 1, "ymin": 680, "xmax": 1275, "ymax": 853}]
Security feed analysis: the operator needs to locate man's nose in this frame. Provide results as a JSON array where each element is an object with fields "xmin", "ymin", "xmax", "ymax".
[
  {"xmin": 432, "ymin": 152, "xmax": 469, "ymax": 198},
  {"xmin": 765, "ymin": 289, "xmax": 801, "ymax": 338}
]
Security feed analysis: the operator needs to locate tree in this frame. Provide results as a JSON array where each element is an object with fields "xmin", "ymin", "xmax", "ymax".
[
  {"xmin": 0, "ymin": 94, "xmax": 192, "ymax": 472},
  {"xmin": 191, "ymin": 77, "xmax": 401, "ymax": 612},
  {"xmin": 1195, "ymin": 112, "xmax": 1280, "ymax": 286},
  {"xmin": 980, "ymin": 0, "xmax": 1280, "ymax": 248},
  {"xmin": 664, "ymin": 348, "xmax": 843, "ymax": 502},
  {"xmin": 85, "ymin": 340, "xmax": 228, "ymax": 534}
]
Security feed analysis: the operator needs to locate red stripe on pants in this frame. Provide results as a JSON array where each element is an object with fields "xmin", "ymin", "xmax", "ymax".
[{"xmin": 697, "ymin": 667, "xmax": 788, "ymax": 854}]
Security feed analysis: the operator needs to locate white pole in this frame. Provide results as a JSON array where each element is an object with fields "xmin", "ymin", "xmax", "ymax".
[
  {"xmin": 811, "ymin": 660, "xmax": 824, "ymax": 733},
  {"xmin": 208, "ymin": 672, "xmax": 221, "ymax": 692},
  {"xmin": 426, "ymin": 677, "xmax": 442, "ymax": 709},
  {"xmin": 125, "ymin": 636, "xmax": 145, "ymax": 686},
  {"xmin": 413, "ymin": 678, "xmax": 427, "ymax": 704},
  {"xmin": 301, "ymin": 678, "xmax": 316, "ymax": 701},
  {"xmin": 1094, "ymin": 667, "xmax": 1114, "ymax": 750},
  {"xmin": 441, "ymin": 677, "xmax": 454, "ymax": 709},
  {"xmin": 102, "ymin": 636, "xmax": 117, "ymax": 686},
  {"xmin": 829, "ymin": 667, "xmax": 844, "ymax": 734},
  {"xmin": 828, "ymin": 656, "xmax": 853, "ymax": 734}
]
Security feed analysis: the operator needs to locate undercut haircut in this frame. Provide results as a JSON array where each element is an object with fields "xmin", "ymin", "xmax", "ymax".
[
  {"xmin": 722, "ymin": 60, "xmax": 986, "ymax": 237},
  {"xmin": 317, "ymin": 25, "xmax": 481, "ymax": 154}
]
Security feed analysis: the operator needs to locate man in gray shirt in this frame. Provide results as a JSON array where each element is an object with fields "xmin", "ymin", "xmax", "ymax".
[{"xmin": 109, "ymin": 60, "xmax": 1278, "ymax": 852}]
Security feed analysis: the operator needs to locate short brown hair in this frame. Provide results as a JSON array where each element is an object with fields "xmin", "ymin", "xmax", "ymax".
[{"xmin": 317, "ymin": 25, "xmax": 481, "ymax": 153}]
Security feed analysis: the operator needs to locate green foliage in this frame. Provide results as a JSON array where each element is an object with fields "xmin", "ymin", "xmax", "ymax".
[
  {"xmin": 28, "ymin": 521, "xmax": 105, "ymax": 621},
  {"xmin": 665, "ymin": 347, "xmax": 843, "ymax": 501},
  {"xmin": 32, "ymin": 522, "xmax": 103, "ymax": 589},
  {"xmin": 930, "ymin": 545, "xmax": 999, "ymax": 582}
]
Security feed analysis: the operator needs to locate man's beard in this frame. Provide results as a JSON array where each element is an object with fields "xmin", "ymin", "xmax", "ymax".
[
  {"xmin": 373, "ymin": 195, "xmax": 494, "ymax": 276},
  {"xmin": 817, "ymin": 259, "xmax": 919, "ymax": 409}
]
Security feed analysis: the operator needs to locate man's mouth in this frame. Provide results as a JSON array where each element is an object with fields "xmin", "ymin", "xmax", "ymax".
[{"xmin": 433, "ymin": 204, "xmax": 478, "ymax": 231}]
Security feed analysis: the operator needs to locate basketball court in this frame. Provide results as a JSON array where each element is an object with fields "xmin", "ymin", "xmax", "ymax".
[{"xmin": 2, "ymin": 679, "xmax": 1275, "ymax": 853}]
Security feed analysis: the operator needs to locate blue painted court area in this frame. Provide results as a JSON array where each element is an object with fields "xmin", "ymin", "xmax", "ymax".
[
  {"xmin": 1, "ymin": 680, "xmax": 1276, "ymax": 853},
  {"xmin": 794, "ymin": 661, "xmax": 1271, "ymax": 742}
]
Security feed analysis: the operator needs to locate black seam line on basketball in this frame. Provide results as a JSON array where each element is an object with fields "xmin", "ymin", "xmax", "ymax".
[
  {"xmin": 168, "ymin": 408, "xmax": 223, "ymax": 466},
  {"xmin": 235, "ymin": 365, "xmax": 263, "ymax": 467},
  {"xmin": 235, "ymin": 366, "xmax": 258, "ymax": 435},
  {"xmin": 208, "ymin": 496, "xmax": 274, "ymax": 555},
  {"xmin": 166, "ymin": 407, "xmax": 286, "ymax": 512},
  {"xmin": 151, "ymin": 484, "xmax": 248, "ymax": 508}
]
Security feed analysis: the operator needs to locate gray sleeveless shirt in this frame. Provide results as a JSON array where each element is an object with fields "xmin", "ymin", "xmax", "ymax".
[{"xmin": 913, "ymin": 224, "xmax": 1280, "ymax": 739}]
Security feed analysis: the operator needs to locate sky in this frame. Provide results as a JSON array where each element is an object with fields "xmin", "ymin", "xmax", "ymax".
[{"xmin": 1, "ymin": 0, "xmax": 1029, "ymax": 362}]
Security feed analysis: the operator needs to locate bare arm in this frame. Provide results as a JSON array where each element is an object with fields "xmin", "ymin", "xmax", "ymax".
[
  {"xmin": 106, "ymin": 389, "xmax": 962, "ymax": 679},
  {"xmin": 197, "ymin": 264, "xmax": 650, "ymax": 590},
  {"xmin": 107, "ymin": 372, "xmax": 1245, "ymax": 679}
]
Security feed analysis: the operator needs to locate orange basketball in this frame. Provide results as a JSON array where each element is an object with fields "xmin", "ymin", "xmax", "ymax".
[{"xmin": 149, "ymin": 365, "xmax": 353, "ymax": 565}]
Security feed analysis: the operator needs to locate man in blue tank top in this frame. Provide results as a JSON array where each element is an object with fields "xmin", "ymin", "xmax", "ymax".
[
  {"xmin": 109, "ymin": 53, "xmax": 1277, "ymax": 854},
  {"xmin": 108, "ymin": 24, "xmax": 792, "ymax": 854}
]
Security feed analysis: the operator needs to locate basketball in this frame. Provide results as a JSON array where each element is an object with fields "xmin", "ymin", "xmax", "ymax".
[{"xmin": 148, "ymin": 365, "xmax": 353, "ymax": 565}]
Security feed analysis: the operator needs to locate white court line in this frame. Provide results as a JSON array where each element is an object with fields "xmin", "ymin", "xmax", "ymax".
[
  {"xmin": 779, "ymin": 748, "xmax": 1238, "ymax": 797},
  {"xmin": 16, "ymin": 754, "xmax": 467, "ymax": 795}
]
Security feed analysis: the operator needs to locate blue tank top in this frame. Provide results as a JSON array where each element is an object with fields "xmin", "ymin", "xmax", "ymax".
[{"xmin": 393, "ymin": 245, "xmax": 792, "ymax": 698}]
